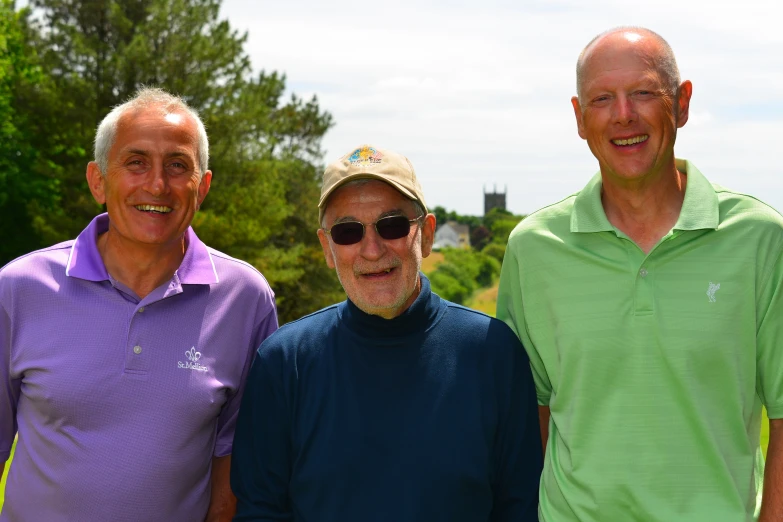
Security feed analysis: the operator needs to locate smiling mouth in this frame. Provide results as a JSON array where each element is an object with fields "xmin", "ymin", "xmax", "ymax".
[
  {"xmin": 362, "ymin": 268, "xmax": 395, "ymax": 278},
  {"xmin": 135, "ymin": 204, "xmax": 172, "ymax": 214},
  {"xmin": 612, "ymin": 135, "xmax": 649, "ymax": 146}
]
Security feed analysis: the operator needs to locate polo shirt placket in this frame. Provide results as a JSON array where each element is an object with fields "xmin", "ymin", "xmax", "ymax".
[{"xmin": 109, "ymin": 276, "xmax": 187, "ymax": 375}]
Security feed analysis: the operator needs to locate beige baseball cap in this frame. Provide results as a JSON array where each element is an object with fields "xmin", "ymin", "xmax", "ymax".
[{"xmin": 319, "ymin": 145, "xmax": 428, "ymax": 223}]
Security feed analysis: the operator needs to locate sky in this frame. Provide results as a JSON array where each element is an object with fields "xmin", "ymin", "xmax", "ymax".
[{"xmin": 218, "ymin": 0, "xmax": 783, "ymax": 216}]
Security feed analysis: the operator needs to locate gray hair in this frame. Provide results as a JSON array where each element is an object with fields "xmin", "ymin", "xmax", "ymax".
[
  {"xmin": 94, "ymin": 87, "xmax": 209, "ymax": 177},
  {"xmin": 576, "ymin": 26, "xmax": 681, "ymax": 103},
  {"xmin": 320, "ymin": 178, "xmax": 426, "ymax": 228}
]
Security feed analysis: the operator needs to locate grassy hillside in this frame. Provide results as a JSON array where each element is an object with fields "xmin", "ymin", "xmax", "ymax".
[
  {"xmin": 421, "ymin": 251, "xmax": 445, "ymax": 274},
  {"xmin": 466, "ymin": 284, "xmax": 498, "ymax": 316}
]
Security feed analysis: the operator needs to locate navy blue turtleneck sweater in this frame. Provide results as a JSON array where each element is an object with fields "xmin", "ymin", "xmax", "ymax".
[{"xmin": 231, "ymin": 275, "xmax": 542, "ymax": 522}]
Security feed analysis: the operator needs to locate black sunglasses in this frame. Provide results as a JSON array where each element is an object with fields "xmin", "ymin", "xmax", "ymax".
[{"xmin": 324, "ymin": 215, "xmax": 424, "ymax": 246}]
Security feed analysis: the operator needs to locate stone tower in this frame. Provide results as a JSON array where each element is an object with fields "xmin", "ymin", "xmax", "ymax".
[{"xmin": 484, "ymin": 185, "xmax": 507, "ymax": 215}]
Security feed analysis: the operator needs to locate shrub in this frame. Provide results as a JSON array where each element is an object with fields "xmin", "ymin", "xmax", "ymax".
[{"xmin": 481, "ymin": 243, "xmax": 506, "ymax": 263}]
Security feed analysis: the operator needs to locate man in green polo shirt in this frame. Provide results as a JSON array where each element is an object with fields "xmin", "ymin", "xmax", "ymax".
[{"xmin": 497, "ymin": 26, "xmax": 783, "ymax": 521}]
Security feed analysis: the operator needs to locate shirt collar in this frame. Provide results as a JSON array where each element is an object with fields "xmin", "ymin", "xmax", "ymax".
[
  {"xmin": 340, "ymin": 273, "xmax": 441, "ymax": 338},
  {"xmin": 66, "ymin": 213, "xmax": 219, "ymax": 285},
  {"xmin": 570, "ymin": 158, "xmax": 719, "ymax": 233}
]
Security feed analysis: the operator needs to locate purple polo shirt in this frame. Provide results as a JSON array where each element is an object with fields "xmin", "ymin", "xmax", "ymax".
[{"xmin": 0, "ymin": 213, "xmax": 278, "ymax": 522}]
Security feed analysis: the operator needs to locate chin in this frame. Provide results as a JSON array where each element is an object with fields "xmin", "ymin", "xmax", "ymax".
[{"xmin": 357, "ymin": 294, "xmax": 408, "ymax": 314}]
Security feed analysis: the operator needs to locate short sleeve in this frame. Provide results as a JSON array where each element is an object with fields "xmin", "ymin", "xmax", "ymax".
[
  {"xmin": 213, "ymin": 292, "xmax": 279, "ymax": 457},
  {"xmin": 497, "ymin": 239, "xmax": 553, "ymax": 406},
  {"xmin": 756, "ymin": 246, "xmax": 783, "ymax": 418},
  {"xmin": 1, "ymin": 296, "xmax": 21, "ymax": 461}
]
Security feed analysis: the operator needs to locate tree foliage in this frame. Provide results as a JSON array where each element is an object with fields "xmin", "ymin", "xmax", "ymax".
[
  {"xmin": 0, "ymin": 0, "xmax": 63, "ymax": 260},
  {"xmin": 2, "ymin": 0, "xmax": 344, "ymax": 323},
  {"xmin": 427, "ymin": 206, "xmax": 524, "ymax": 304},
  {"xmin": 428, "ymin": 248, "xmax": 500, "ymax": 305}
]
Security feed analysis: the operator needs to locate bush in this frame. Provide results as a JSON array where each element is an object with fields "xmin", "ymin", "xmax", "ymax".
[
  {"xmin": 429, "ymin": 271, "xmax": 473, "ymax": 304},
  {"xmin": 476, "ymin": 254, "xmax": 500, "ymax": 287},
  {"xmin": 482, "ymin": 243, "xmax": 506, "ymax": 263},
  {"xmin": 427, "ymin": 247, "xmax": 501, "ymax": 304}
]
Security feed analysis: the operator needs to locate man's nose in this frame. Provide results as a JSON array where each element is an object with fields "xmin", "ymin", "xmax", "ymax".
[
  {"xmin": 144, "ymin": 163, "xmax": 169, "ymax": 196},
  {"xmin": 613, "ymin": 95, "xmax": 637, "ymax": 125},
  {"xmin": 359, "ymin": 224, "xmax": 386, "ymax": 260}
]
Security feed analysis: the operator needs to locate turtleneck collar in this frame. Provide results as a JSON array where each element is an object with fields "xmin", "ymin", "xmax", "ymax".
[{"xmin": 339, "ymin": 273, "xmax": 443, "ymax": 338}]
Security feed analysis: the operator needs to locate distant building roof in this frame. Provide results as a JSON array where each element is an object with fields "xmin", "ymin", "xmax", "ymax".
[{"xmin": 433, "ymin": 221, "xmax": 471, "ymax": 250}]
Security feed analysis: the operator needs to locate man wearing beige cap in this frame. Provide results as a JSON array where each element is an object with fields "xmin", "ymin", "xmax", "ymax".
[{"xmin": 230, "ymin": 144, "xmax": 543, "ymax": 522}]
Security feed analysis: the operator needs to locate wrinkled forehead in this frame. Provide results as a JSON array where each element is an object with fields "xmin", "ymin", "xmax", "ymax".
[
  {"xmin": 119, "ymin": 106, "xmax": 197, "ymax": 133},
  {"xmin": 114, "ymin": 107, "xmax": 200, "ymax": 149},
  {"xmin": 323, "ymin": 179, "xmax": 417, "ymax": 222}
]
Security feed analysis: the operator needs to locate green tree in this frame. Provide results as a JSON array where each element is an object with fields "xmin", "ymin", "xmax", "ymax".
[
  {"xmin": 481, "ymin": 242, "xmax": 506, "ymax": 263},
  {"xmin": 7, "ymin": 0, "xmax": 343, "ymax": 322},
  {"xmin": 489, "ymin": 218, "xmax": 520, "ymax": 245},
  {"xmin": 0, "ymin": 1, "xmax": 63, "ymax": 261},
  {"xmin": 428, "ymin": 248, "xmax": 500, "ymax": 304},
  {"xmin": 482, "ymin": 207, "xmax": 518, "ymax": 232}
]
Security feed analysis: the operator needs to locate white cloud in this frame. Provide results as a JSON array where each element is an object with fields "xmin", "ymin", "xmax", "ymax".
[{"xmin": 222, "ymin": 0, "xmax": 782, "ymax": 215}]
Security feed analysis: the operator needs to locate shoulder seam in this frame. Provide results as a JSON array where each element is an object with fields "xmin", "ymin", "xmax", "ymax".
[
  {"xmin": 523, "ymin": 193, "xmax": 579, "ymax": 220},
  {"xmin": 207, "ymin": 248, "xmax": 273, "ymax": 288},
  {"xmin": 714, "ymin": 185, "xmax": 783, "ymax": 219},
  {"xmin": 276, "ymin": 304, "xmax": 342, "ymax": 331},
  {"xmin": 0, "ymin": 242, "xmax": 74, "ymax": 274},
  {"xmin": 445, "ymin": 302, "xmax": 492, "ymax": 319}
]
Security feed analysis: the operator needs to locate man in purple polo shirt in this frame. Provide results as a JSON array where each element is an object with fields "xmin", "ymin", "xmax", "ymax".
[{"xmin": 0, "ymin": 88, "xmax": 278, "ymax": 521}]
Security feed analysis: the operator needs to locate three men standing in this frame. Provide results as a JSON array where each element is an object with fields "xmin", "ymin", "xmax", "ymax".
[
  {"xmin": 3, "ymin": 26, "xmax": 781, "ymax": 522},
  {"xmin": 0, "ymin": 88, "xmax": 278, "ymax": 521},
  {"xmin": 498, "ymin": 27, "xmax": 783, "ymax": 521}
]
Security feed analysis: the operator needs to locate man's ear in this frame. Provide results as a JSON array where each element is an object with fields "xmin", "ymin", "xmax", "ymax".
[
  {"xmin": 675, "ymin": 80, "xmax": 693, "ymax": 129},
  {"xmin": 571, "ymin": 96, "xmax": 587, "ymax": 140},
  {"xmin": 86, "ymin": 162, "xmax": 106, "ymax": 205},
  {"xmin": 420, "ymin": 213, "xmax": 437, "ymax": 258},
  {"xmin": 197, "ymin": 170, "xmax": 212, "ymax": 209},
  {"xmin": 317, "ymin": 228, "xmax": 336, "ymax": 269}
]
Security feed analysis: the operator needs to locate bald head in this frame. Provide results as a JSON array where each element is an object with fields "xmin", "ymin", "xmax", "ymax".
[{"xmin": 576, "ymin": 27, "xmax": 680, "ymax": 103}]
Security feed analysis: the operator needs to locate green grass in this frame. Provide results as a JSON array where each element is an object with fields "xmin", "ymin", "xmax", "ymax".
[
  {"xmin": 465, "ymin": 284, "xmax": 498, "ymax": 316},
  {"xmin": 420, "ymin": 251, "xmax": 445, "ymax": 274},
  {"xmin": 1, "ymin": 439, "xmax": 15, "ymax": 510}
]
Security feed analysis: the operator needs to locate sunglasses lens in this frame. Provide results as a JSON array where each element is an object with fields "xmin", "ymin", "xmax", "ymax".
[
  {"xmin": 330, "ymin": 222, "xmax": 364, "ymax": 245},
  {"xmin": 377, "ymin": 216, "xmax": 412, "ymax": 240}
]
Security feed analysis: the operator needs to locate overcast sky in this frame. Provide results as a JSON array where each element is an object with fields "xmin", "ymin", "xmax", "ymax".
[{"xmin": 217, "ymin": 0, "xmax": 782, "ymax": 216}]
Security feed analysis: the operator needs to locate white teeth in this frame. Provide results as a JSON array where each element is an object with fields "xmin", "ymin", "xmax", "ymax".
[
  {"xmin": 612, "ymin": 135, "xmax": 649, "ymax": 146},
  {"xmin": 384, "ymin": 269, "xmax": 391, "ymax": 273},
  {"xmin": 135, "ymin": 204, "xmax": 172, "ymax": 213}
]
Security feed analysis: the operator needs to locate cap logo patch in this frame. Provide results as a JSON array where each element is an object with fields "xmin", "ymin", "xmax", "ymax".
[{"xmin": 348, "ymin": 146, "xmax": 383, "ymax": 166}]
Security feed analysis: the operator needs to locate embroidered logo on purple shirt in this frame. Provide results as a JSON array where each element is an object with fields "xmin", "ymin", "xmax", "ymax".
[{"xmin": 179, "ymin": 347, "xmax": 208, "ymax": 372}]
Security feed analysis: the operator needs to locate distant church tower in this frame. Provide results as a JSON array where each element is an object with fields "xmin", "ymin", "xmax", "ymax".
[{"xmin": 484, "ymin": 185, "xmax": 507, "ymax": 215}]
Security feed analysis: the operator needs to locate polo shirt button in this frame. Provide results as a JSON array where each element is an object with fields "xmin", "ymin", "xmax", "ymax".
[
  {"xmin": 138, "ymin": 307, "xmax": 145, "ymax": 313},
  {"xmin": 639, "ymin": 268, "xmax": 648, "ymax": 278},
  {"xmin": 133, "ymin": 345, "xmax": 142, "ymax": 354}
]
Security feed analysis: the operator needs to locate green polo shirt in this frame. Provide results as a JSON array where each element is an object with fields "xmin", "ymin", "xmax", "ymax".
[{"xmin": 497, "ymin": 160, "xmax": 783, "ymax": 522}]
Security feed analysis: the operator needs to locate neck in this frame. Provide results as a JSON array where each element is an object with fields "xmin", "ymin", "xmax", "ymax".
[
  {"xmin": 97, "ymin": 229, "xmax": 187, "ymax": 299},
  {"xmin": 601, "ymin": 163, "xmax": 686, "ymax": 253},
  {"xmin": 343, "ymin": 274, "xmax": 437, "ymax": 339}
]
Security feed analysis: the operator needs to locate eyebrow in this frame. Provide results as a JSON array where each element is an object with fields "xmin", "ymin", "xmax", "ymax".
[
  {"xmin": 332, "ymin": 208, "xmax": 407, "ymax": 224},
  {"xmin": 123, "ymin": 149, "xmax": 193, "ymax": 161}
]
